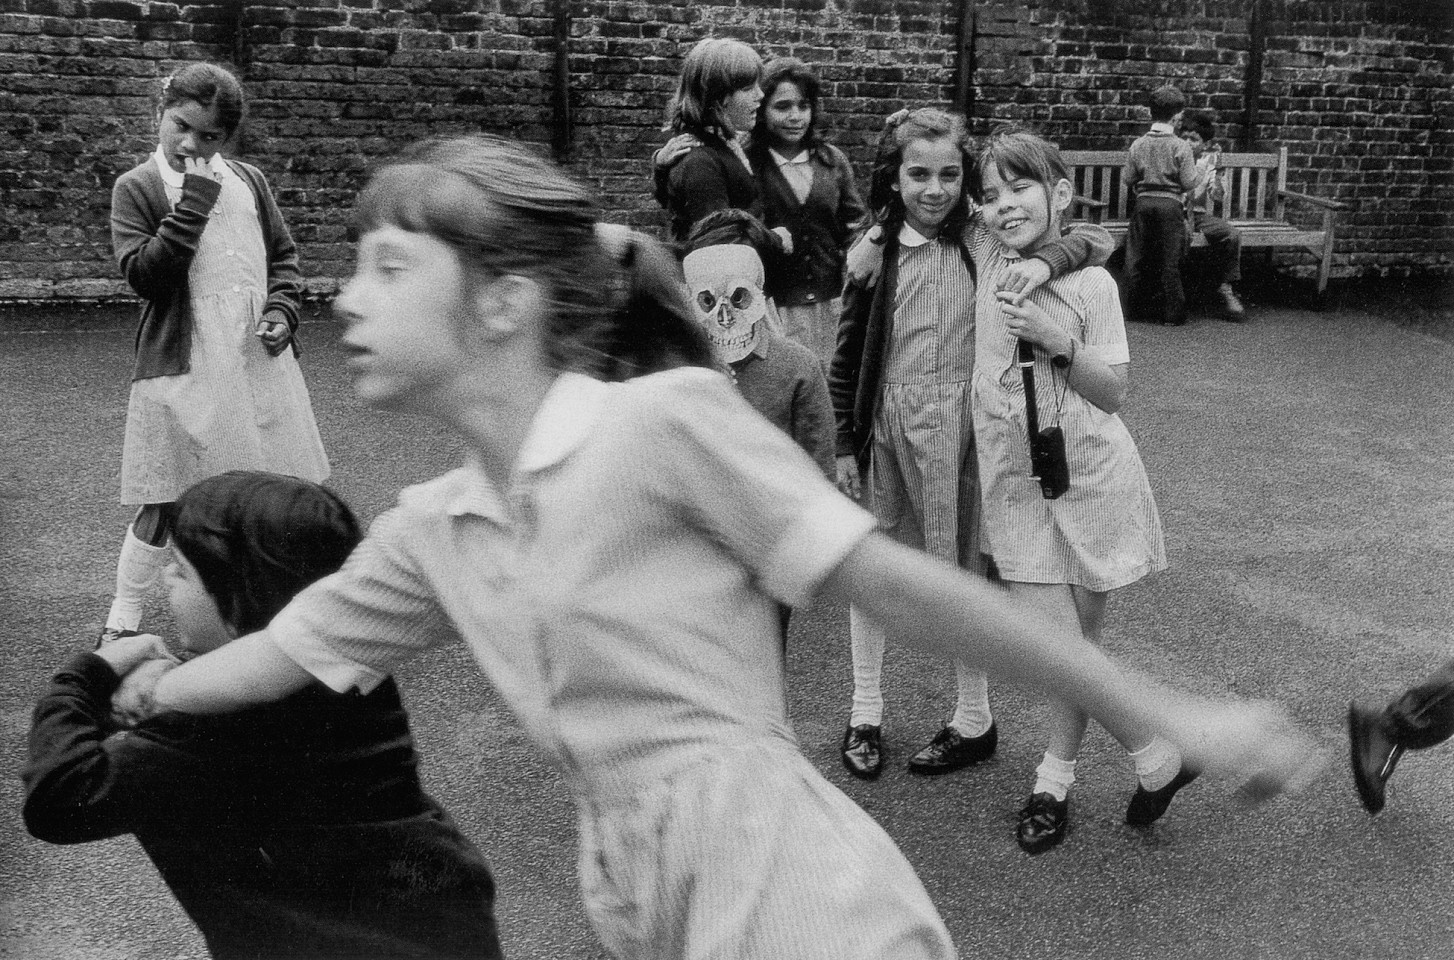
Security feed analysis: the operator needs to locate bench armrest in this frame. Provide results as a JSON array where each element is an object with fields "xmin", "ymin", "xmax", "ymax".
[
  {"xmin": 1072, "ymin": 195, "xmax": 1108, "ymax": 210},
  {"xmin": 1278, "ymin": 189, "xmax": 1350, "ymax": 211}
]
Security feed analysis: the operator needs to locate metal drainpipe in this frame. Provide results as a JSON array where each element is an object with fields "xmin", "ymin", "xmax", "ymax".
[
  {"xmin": 1240, "ymin": 0, "xmax": 1266, "ymax": 150},
  {"xmin": 953, "ymin": 0, "xmax": 978, "ymax": 118},
  {"xmin": 552, "ymin": 0, "xmax": 573, "ymax": 162}
]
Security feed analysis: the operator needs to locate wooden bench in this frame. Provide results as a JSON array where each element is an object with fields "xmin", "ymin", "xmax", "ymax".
[{"xmin": 1060, "ymin": 147, "xmax": 1348, "ymax": 295}]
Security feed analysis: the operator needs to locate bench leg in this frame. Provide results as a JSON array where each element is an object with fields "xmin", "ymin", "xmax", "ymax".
[{"xmin": 1317, "ymin": 210, "xmax": 1335, "ymax": 296}]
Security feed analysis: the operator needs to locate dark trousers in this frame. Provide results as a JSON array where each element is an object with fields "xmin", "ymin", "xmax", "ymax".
[
  {"xmin": 1386, "ymin": 659, "xmax": 1454, "ymax": 750},
  {"xmin": 1124, "ymin": 195, "xmax": 1187, "ymax": 325},
  {"xmin": 1192, "ymin": 212, "xmax": 1242, "ymax": 286}
]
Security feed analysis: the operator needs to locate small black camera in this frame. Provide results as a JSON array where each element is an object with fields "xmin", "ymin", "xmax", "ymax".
[{"xmin": 1030, "ymin": 425, "xmax": 1070, "ymax": 500}]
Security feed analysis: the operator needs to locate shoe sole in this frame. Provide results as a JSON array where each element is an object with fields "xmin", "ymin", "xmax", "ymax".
[{"xmin": 1347, "ymin": 703, "xmax": 1386, "ymax": 815}]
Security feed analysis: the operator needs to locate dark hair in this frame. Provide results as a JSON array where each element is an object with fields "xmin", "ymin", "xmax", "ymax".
[
  {"xmin": 665, "ymin": 37, "xmax": 763, "ymax": 137},
  {"xmin": 355, "ymin": 134, "xmax": 711, "ymax": 380},
  {"xmin": 160, "ymin": 62, "xmax": 246, "ymax": 136},
  {"xmin": 1149, "ymin": 85, "xmax": 1186, "ymax": 122},
  {"xmin": 971, "ymin": 127, "xmax": 1073, "ymax": 232},
  {"xmin": 1181, "ymin": 109, "xmax": 1216, "ymax": 143},
  {"xmin": 597, "ymin": 227, "xmax": 717, "ymax": 379},
  {"xmin": 684, "ymin": 208, "xmax": 790, "ymax": 299},
  {"xmin": 866, "ymin": 107, "xmax": 974, "ymax": 238},
  {"xmin": 172, "ymin": 472, "xmax": 361, "ymax": 636},
  {"xmin": 752, "ymin": 57, "xmax": 824, "ymax": 153}
]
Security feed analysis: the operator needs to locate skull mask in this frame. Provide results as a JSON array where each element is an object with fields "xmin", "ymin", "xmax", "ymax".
[{"xmin": 683, "ymin": 244, "xmax": 767, "ymax": 365}]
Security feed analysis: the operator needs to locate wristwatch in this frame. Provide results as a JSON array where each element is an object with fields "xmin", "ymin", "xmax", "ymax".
[{"xmin": 1052, "ymin": 340, "xmax": 1076, "ymax": 370}]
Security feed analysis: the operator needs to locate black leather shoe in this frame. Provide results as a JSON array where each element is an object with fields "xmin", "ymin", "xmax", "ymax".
[
  {"xmin": 1125, "ymin": 765, "xmax": 1201, "ymax": 826},
  {"xmin": 1017, "ymin": 792, "xmax": 1069, "ymax": 854},
  {"xmin": 1349, "ymin": 701, "xmax": 1403, "ymax": 815},
  {"xmin": 906, "ymin": 723, "xmax": 997, "ymax": 775},
  {"xmin": 841, "ymin": 724, "xmax": 884, "ymax": 780}
]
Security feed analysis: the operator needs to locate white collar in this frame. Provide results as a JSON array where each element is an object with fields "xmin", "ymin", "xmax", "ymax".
[
  {"xmin": 770, "ymin": 148, "xmax": 810, "ymax": 166},
  {"xmin": 154, "ymin": 145, "xmax": 228, "ymax": 187},
  {"xmin": 1150, "ymin": 121, "xmax": 1177, "ymax": 135},
  {"xmin": 897, "ymin": 222, "xmax": 936, "ymax": 248},
  {"xmin": 443, "ymin": 372, "xmax": 608, "ymax": 519}
]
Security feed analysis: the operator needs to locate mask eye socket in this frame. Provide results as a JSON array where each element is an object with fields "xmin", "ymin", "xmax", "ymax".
[
  {"xmin": 728, "ymin": 286, "xmax": 755, "ymax": 310},
  {"xmin": 696, "ymin": 290, "xmax": 719, "ymax": 312}
]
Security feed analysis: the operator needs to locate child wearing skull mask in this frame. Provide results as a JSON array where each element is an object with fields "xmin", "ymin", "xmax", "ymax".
[{"xmin": 684, "ymin": 210, "xmax": 836, "ymax": 483}]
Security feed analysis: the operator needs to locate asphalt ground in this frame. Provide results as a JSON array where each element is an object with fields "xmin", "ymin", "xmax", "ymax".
[{"xmin": 2, "ymin": 288, "xmax": 1453, "ymax": 960}]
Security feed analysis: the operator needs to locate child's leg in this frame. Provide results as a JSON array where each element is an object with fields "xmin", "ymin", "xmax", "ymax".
[
  {"xmin": 1009, "ymin": 582, "xmax": 1092, "ymax": 782},
  {"xmin": 1009, "ymin": 580, "xmax": 1084, "ymax": 854},
  {"xmin": 1123, "ymin": 206, "xmax": 1148, "ymax": 319},
  {"xmin": 104, "ymin": 503, "xmax": 175, "ymax": 636},
  {"xmin": 1148, "ymin": 199, "xmax": 1188, "ymax": 325}
]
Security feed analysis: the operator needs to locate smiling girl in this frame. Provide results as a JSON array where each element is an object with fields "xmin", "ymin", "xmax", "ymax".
[
  {"xmin": 969, "ymin": 127, "xmax": 1176, "ymax": 854},
  {"xmin": 101, "ymin": 62, "xmax": 328, "ymax": 645},
  {"xmin": 830, "ymin": 108, "xmax": 1115, "ymax": 782}
]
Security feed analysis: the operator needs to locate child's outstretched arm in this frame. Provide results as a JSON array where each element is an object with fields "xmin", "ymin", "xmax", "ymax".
[
  {"xmin": 823, "ymin": 533, "xmax": 1323, "ymax": 798},
  {"xmin": 153, "ymin": 628, "xmax": 315, "ymax": 714}
]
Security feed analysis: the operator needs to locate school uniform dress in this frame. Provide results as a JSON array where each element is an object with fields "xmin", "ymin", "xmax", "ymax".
[
  {"xmin": 754, "ymin": 143, "xmax": 866, "ymax": 368},
  {"xmin": 970, "ymin": 238, "xmax": 1167, "ymax": 590},
  {"xmin": 264, "ymin": 369, "xmax": 957, "ymax": 960},
  {"xmin": 114, "ymin": 148, "xmax": 328, "ymax": 505},
  {"xmin": 22, "ymin": 654, "xmax": 503, "ymax": 960},
  {"xmin": 830, "ymin": 224, "xmax": 991, "ymax": 731}
]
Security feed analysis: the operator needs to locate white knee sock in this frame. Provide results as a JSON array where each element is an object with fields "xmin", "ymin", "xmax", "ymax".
[
  {"xmin": 1033, "ymin": 753, "xmax": 1077, "ymax": 801},
  {"xmin": 948, "ymin": 660, "xmax": 992, "ymax": 737},
  {"xmin": 848, "ymin": 606, "xmax": 886, "ymax": 727},
  {"xmin": 105, "ymin": 526, "xmax": 170, "ymax": 632},
  {"xmin": 1129, "ymin": 735, "xmax": 1182, "ymax": 791}
]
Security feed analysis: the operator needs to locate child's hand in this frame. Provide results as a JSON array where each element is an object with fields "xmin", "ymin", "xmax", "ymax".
[
  {"xmin": 111, "ymin": 658, "xmax": 181, "ymax": 729},
  {"xmin": 844, "ymin": 226, "xmax": 886, "ymax": 286},
  {"xmin": 653, "ymin": 133, "xmax": 702, "ymax": 169},
  {"xmin": 996, "ymin": 258, "xmax": 1052, "ymax": 301},
  {"xmin": 770, "ymin": 226, "xmax": 794, "ymax": 256},
  {"xmin": 182, "ymin": 156, "xmax": 221, "ymax": 183},
  {"xmin": 1161, "ymin": 698, "xmax": 1327, "ymax": 804},
  {"xmin": 835, "ymin": 455, "xmax": 861, "ymax": 499},
  {"xmin": 94, "ymin": 633, "xmax": 175, "ymax": 677},
  {"xmin": 256, "ymin": 315, "xmax": 292, "ymax": 356},
  {"xmin": 995, "ymin": 290, "xmax": 1071, "ymax": 356}
]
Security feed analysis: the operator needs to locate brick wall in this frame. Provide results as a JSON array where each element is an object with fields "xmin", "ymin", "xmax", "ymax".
[{"xmin": 0, "ymin": 0, "xmax": 1448, "ymax": 301}]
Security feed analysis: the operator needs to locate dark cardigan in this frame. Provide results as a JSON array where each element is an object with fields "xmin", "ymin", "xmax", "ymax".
[
  {"xmin": 22, "ymin": 652, "xmax": 502, "ymax": 960},
  {"xmin": 662, "ymin": 129, "xmax": 763, "ymax": 243},
  {"xmin": 750, "ymin": 142, "xmax": 866, "ymax": 307},
  {"xmin": 111, "ymin": 157, "xmax": 303, "ymax": 382},
  {"xmin": 829, "ymin": 221, "xmax": 1115, "ymax": 467}
]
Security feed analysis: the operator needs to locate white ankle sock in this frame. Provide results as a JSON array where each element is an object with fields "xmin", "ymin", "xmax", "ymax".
[
  {"xmin": 105, "ymin": 526, "xmax": 170, "ymax": 632},
  {"xmin": 1129, "ymin": 735, "xmax": 1182, "ymax": 791},
  {"xmin": 1033, "ymin": 753, "xmax": 1077, "ymax": 801},
  {"xmin": 948, "ymin": 660, "xmax": 992, "ymax": 737},
  {"xmin": 848, "ymin": 606, "xmax": 886, "ymax": 728}
]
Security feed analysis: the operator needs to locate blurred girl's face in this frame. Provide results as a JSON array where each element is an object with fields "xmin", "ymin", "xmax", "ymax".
[
  {"xmin": 165, "ymin": 552, "xmax": 233, "ymax": 655},
  {"xmin": 718, "ymin": 83, "xmax": 763, "ymax": 135},
  {"xmin": 336, "ymin": 226, "xmax": 475, "ymax": 414},
  {"xmin": 157, "ymin": 99, "xmax": 228, "ymax": 172},
  {"xmin": 894, "ymin": 136, "xmax": 964, "ymax": 239},
  {"xmin": 762, "ymin": 80, "xmax": 812, "ymax": 151},
  {"xmin": 979, "ymin": 162, "xmax": 1071, "ymax": 255}
]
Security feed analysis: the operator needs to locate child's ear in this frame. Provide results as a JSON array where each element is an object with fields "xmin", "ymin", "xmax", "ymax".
[
  {"xmin": 1051, "ymin": 178, "xmax": 1074, "ymax": 217},
  {"xmin": 472, "ymin": 274, "xmax": 543, "ymax": 341}
]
